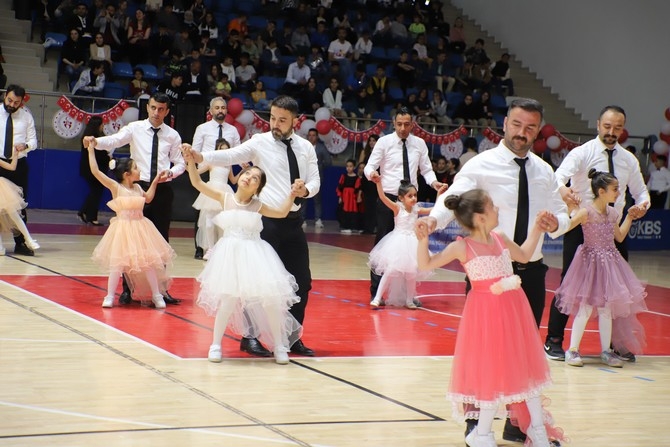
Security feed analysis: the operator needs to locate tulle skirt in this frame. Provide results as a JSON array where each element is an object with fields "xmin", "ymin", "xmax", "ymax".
[
  {"xmin": 196, "ymin": 234, "xmax": 302, "ymax": 352},
  {"xmin": 0, "ymin": 178, "xmax": 27, "ymax": 233},
  {"xmin": 555, "ymin": 245, "xmax": 647, "ymax": 354}
]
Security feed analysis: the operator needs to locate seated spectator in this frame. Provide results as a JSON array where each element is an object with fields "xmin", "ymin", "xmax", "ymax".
[
  {"xmin": 478, "ymin": 90, "xmax": 497, "ymax": 127},
  {"xmin": 72, "ymin": 60, "xmax": 106, "ymax": 96},
  {"xmin": 279, "ymin": 24, "xmax": 295, "ymax": 56},
  {"xmin": 428, "ymin": 35, "xmax": 450, "ymax": 60},
  {"xmin": 455, "ymin": 59, "xmax": 491, "ymax": 93},
  {"xmin": 197, "ymin": 30, "xmax": 217, "ymax": 59},
  {"xmin": 219, "ymin": 56, "xmax": 236, "ymax": 87},
  {"xmin": 199, "ymin": 12, "xmax": 219, "ymax": 42},
  {"xmin": 299, "ymin": 77, "xmax": 323, "ymax": 114},
  {"xmin": 290, "ymin": 25, "xmax": 311, "ymax": 56},
  {"xmin": 490, "ymin": 52, "xmax": 515, "ymax": 96},
  {"xmin": 282, "ymin": 54, "xmax": 311, "ymax": 96},
  {"xmin": 241, "ymin": 36, "xmax": 261, "ymax": 67},
  {"xmin": 184, "ymin": 59, "xmax": 208, "ymax": 100},
  {"xmin": 366, "ymin": 64, "xmax": 390, "ymax": 111},
  {"xmin": 129, "ymin": 67, "xmax": 150, "ymax": 99},
  {"xmin": 157, "ymin": 71, "xmax": 186, "ymax": 102},
  {"xmin": 431, "ymin": 51, "xmax": 456, "ymax": 93},
  {"xmin": 429, "ymin": 90, "xmax": 452, "ymax": 127},
  {"xmin": 394, "ymin": 50, "xmax": 415, "ymax": 95},
  {"xmin": 221, "ymin": 29, "xmax": 242, "ymax": 64},
  {"xmin": 127, "ymin": 9, "xmax": 151, "ymax": 67},
  {"xmin": 322, "ymin": 76, "xmax": 350, "ymax": 125},
  {"xmin": 307, "ymin": 45, "xmax": 327, "ymax": 81},
  {"xmin": 207, "ymin": 63, "xmax": 223, "ymax": 96},
  {"xmin": 68, "ymin": 2, "xmax": 95, "ymax": 44},
  {"xmin": 352, "ymin": 9, "xmax": 371, "ymax": 38},
  {"xmin": 250, "ymin": 79, "xmax": 271, "ymax": 110},
  {"xmin": 464, "ymin": 38, "xmax": 490, "ymax": 68},
  {"xmin": 173, "ymin": 27, "xmax": 194, "ymax": 60},
  {"xmin": 408, "ymin": 14, "xmax": 426, "ymax": 39},
  {"xmin": 327, "ymin": 27, "xmax": 354, "ymax": 80},
  {"xmin": 235, "ymin": 52, "xmax": 257, "ymax": 92},
  {"xmin": 259, "ymin": 20, "xmax": 279, "ymax": 49},
  {"xmin": 345, "ymin": 63, "xmax": 370, "ymax": 123},
  {"xmin": 449, "ymin": 16, "xmax": 466, "ymax": 54},
  {"xmin": 150, "ymin": 22, "xmax": 174, "ymax": 66},
  {"xmin": 310, "ymin": 22, "xmax": 330, "ymax": 53},
  {"xmin": 412, "ymin": 88, "xmax": 436, "ymax": 125},
  {"xmin": 93, "ymin": 2, "xmax": 122, "ymax": 51},
  {"xmin": 89, "ymin": 32, "xmax": 112, "ymax": 74},
  {"xmin": 459, "ymin": 137, "xmax": 479, "ymax": 168},
  {"xmin": 373, "ymin": 15, "xmax": 393, "ymax": 48},
  {"xmin": 190, "ymin": 0, "xmax": 207, "ymax": 26},
  {"xmin": 332, "ymin": 10, "xmax": 353, "ymax": 36},
  {"xmin": 413, "ymin": 33, "xmax": 432, "ymax": 66},
  {"xmin": 260, "ymin": 38, "xmax": 283, "ymax": 76},
  {"xmin": 164, "ymin": 49, "xmax": 187, "ymax": 78},
  {"xmin": 62, "ymin": 28, "xmax": 88, "ymax": 83},
  {"xmin": 453, "ymin": 93, "xmax": 488, "ymax": 128},
  {"xmin": 390, "ymin": 13, "xmax": 410, "ymax": 48},
  {"xmin": 434, "ymin": 156, "xmax": 449, "ymax": 185},
  {"xmin": 155, "ymin": 3, "xmax": 180, "ymax": 35},
  {"xmin": 227, "ymin": 13, "xmax": 248, "ymax": 38},
  {"xmin": 181, "ymin": 10, "xmax": 200, "ymax": 44},
  {"xmin": 353, "ymin": 30, "xmax": 373, "ymax": 64},
  {"xmin": 214, "ymin": 73, "xmax": 233, "ymax": 100}
]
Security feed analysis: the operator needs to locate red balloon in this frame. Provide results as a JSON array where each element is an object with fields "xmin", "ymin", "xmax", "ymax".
[
  {"xmin": 316, "ymin": 120, "xmax": 332, "ymax": 135},
  {"xmin": 533, "ymin": 139, "xmax": 547, "ymax": 154},
  {"xmin": 234, "ymin": 121, "xmax": 246, "ymax": 139},
  {"xmin": 224, "ymin": 113, "xmax": 235, "ymax": 124},
  {"xmin": 540, "ymin": 124, "xmax": 556, "ymax": 139},
  {"xmin": 660, "ymin": 133, "xmax": 670, "ymax": 144},
  {"xmin": 618, "ymin": 128, "xmax": 629, "ymax": 144},
  {"xmin": 665, "ymin": 108, "xmax": 670, "ymax": 121},
  {"xmin": 227, "ymin": 98, "xmax": 244, "ymax": 118}
]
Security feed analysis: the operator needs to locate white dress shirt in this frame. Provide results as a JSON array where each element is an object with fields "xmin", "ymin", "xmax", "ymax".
[
  {"xmin": 647, "ymin": 166, "xmax": 670, "ymax": 193},
  {"xmin": 430, "ymin": 142, "xmax": 570, "ymax": 262},
  {"xmin": 285, "ymin": 62, "xmax": 311, "ymax": 85},
  {"xmin": 191, "ymin": 119, "xmax": 241, "ymax": 153},
  {"xmin": 202, "ymin": 131, "xmax": 320, "ymax": 212},
  {"xmin": 95, "ymin": 119, "xmax": 185, "ymax": 182},
  {"xmin": 0, "ymin": 107, "xmax": 38, "ymax": 159},
  {"xmin": 555, "ymin": 137, "xmax": 649, "ymax": 217},
  {"xmin": 364, "ymin": 132, "xmax": 437, "ymax": 195},
  {"xmin": 322, "ymin": 88, "xmax": 343, "ymax": 109}
]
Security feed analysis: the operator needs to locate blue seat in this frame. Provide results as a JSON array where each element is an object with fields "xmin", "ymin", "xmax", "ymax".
[
  {"xmin": 103, "ymin": 82, "xmax": 127, "ymax": 99},
  {"xmin": 388, "ymin": 87, "xmax": 404, "ymax": 101},
  {"xmin": 44, "ymin": 32, "xmax": 67, "ymax": 63},
  {"xmin": 490, "ymin": 94, "xmax": 508, "ymax": 111},
  {"xmin": 370, "ymin": 47, "xmax": 386, "ymax": 60},
  {"xmin": 135, "ymin": 64, "xmax": 160, "ymax": 81},
  {"xmin": 112, "ymin": 62, "xmax": 133, "ymax": 78},
  {"xmin": 385, "ymin": 48, "xmax": 402, "ymax": 61},
  {"xmin": 259, "ymin": 76, "xmax": 284, "ymax": 92},
  {"xmin": 247, "ymin": 15, "xmax": 266, "ymax": 31}
]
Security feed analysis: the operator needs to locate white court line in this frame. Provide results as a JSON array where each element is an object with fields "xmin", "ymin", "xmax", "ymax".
[{"xmin": 0, "ymin": 400, "xmax": 312, "ymax": 445}]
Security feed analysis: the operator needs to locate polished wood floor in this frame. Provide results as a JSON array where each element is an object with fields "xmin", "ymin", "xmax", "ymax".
[{"xmin": 0, "ymin": 210, "xmax": 668, "ymax": 446}]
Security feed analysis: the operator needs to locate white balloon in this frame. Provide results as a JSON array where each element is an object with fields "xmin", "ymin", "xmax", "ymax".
[
  {"xmin": 314, "ymin": 107, "xmax": 331, "ymax": 122},
  {"xmin": 236, "ymin": 109, "xmax": 254, "ymax": 126},
  {"xmin": 546, "ymin": 135, "xmax": 561, "ymax": 150},
  {"xmin": 320, "ymin": 130, "xmax": 333, "ymax": 145},
  {"xmin": 653, "ymin": 140, "xmax": 669, "ymax": 155},
  {"xmin": 299, "ymin": 119, "xmax": 316, "ymax": 136},
  {"xmin": 661, "ymin": 121, "xmax": 670, "ymax": 136},
  {"xmin": 121, "ymin": 107, "xmax": 139, "ymax": 124}
]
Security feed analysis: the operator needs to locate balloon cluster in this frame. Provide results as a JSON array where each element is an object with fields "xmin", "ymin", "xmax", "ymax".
[
  {"xmin": 225, "ymin": 98, "xmax": 256, "ymax": 140},
  {"xmin": 531, "ymin": 124, "xmax": 582, "ymax": 154},
  {"xmin": 294, "ymin": 107, "xmax": 387, "ymax": 144},
  {"xmin": 652, "ymin": 107, "xmax": 670, "ymax": 156}
]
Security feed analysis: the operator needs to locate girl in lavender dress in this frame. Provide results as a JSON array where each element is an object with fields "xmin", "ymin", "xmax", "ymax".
[{"xmin": 556, "ymin": 169, "xmax": 647, "ymax": 368}]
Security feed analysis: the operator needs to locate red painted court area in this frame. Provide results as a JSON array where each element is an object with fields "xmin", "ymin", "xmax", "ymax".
[{"xmin": 3, "ymin": 275, "xmax": 669, "ymax": 359}]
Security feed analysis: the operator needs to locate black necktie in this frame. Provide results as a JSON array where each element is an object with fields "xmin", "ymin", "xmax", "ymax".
[
  {"xmin": 606, "ymin": 149, "xmax": 615, "ymax": 176},
  {"xmin": 401, "ymin": 138, "xmax": 410, "ymax": 181},
  {"xmin": 514, "ymin": 158, "xmax": 529, "ymax": 245},
  {"xmin": 218, "ymin": 124, "xmax": 223, "ymax": 140},
  {"xmin": 150, "ymin": 127, "xmax": 160, "ymax": 180},
  {"xmin": 283, "ymin": 138, "xmax": 302, "ymax": 204},
  {"xmin": 4, "ymin": 114, "xmax": 13, "ymax": 159}
]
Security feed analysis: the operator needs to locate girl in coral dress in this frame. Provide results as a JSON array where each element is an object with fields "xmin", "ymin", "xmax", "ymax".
[
  {"xmin": 191, "ymin": 138, "xmax": 244, "ymax": 260},
  {"xmin": 369, "ymin": 179, "xmax": 442, "ymax": 309},
  {"xmin": 87, "ymin": 143, "xmax": 175, "ymax": 309},
  {"xmin": 0, "ymin": 149, "xmax": 40, "ymax": 255},
  {"xmin": 417, "ymin": 189, "xmax": 564, "ymax": 447},
  {"xmin": 556, "ymin": 169, "xmax": 647, "ymax": 368},
  {"xmin": 186, "ymin": 158, "xmax": 302, "ymax": 365}
]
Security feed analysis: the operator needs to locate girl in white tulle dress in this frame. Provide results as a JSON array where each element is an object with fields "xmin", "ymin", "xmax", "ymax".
[
  {"xmin": 186, "ymin": 158, "xmax": 302, "ymax": 365},
  {"xmin": 191, "ymin": 138, "xmax": 245, "ymax": 260},
  {"xmin": 369, "ymin": 179, "xmax": 442, "ymax": 309},
  {"xmin": 0, "ymin": 149, "xmax": 40, "ymax": 255},
  {"xmin": 87, "ymin": 144, "xmax": 175, "ymax": 309}
]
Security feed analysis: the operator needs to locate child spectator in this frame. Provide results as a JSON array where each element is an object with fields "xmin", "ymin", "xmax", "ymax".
[{"xmin": 336, "ymin": 159, "xmax": 361, "ymax": 234}]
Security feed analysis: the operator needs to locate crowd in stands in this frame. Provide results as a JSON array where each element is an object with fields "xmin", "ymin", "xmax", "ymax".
[{"xmin": 37, "ymin": 0, "xmax": 515, "ymax": 130}]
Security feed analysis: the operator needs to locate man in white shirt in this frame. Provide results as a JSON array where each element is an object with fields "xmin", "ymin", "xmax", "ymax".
[
  {"xmin": 84, "ymin": 92, "xmax": 185, "ymax": 305},
  {"xmin": 183, "ymin": 96, "xmax": 320, "ymax": 358},
  {"xmin": 0, "ymin": 84, "xmax": 38, "ymax": 256},
  {"xmin": 327, "ymin": 27, "xmax": 353, "ymax": 79},
  {"xmin": 647, "ymin": 154, "xmax": 670, "ymax": 209},
  {"xmin": 190, "ymin": 97, "xmax": 241, "ymax": 259},
  {"xmin": 544, "ymin": 105, "xmax": 650, "ymax": 362},
  {"xmin": 282, "ymin": 54, "xmax": 311, "ymax": 96},
  {"xmin": 416, "ymin": 97, "xmax": 569, "ymax": 445},
  {"xmin": 364, "ymin": 107, "xmax": 445, "ymax": 303}
]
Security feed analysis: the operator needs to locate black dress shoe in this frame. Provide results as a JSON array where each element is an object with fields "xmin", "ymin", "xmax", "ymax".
[
  {"xmin": 503, "ymin": 418, "xmax": 526, "ymax": 443},
  {"xmin": 119, "ymin": 290, "xmax": 132, "ymax": 305},
  {"xmin": 194, "ymin": 247, "xmax": 204, "ymax": 260},
  {"xmin": 163, "ymin": 291, "xmax": 181, "ymax": 305},
  {"xmin": 77, "ymin": 211, "xmax": 87, "ymax": 223},
  {"xmin": 13, "ymin": 243, "xmax": 34, "ymax": 256},
  {"xmin": 290, "ymin": 339, "xmax": 315, "ymax": 356},
  {"xmin": 240, "ymin": 337, "xmax": 272, "ymax": 357}
]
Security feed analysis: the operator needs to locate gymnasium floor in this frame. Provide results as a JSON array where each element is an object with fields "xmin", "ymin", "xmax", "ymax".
[{"xmin": 0, "ymin": 210, "xmax": 668, "ymax": 446}]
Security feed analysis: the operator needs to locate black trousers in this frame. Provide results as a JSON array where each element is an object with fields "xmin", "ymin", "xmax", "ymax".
[
  {"xmin": 0, "ymin": 157, "xmax": 28, "ymax": 245},
  {"xmin": 369, "ymin": 193, "xmax": 397, "ymax": 298},
  {"xmin": 138, "ymin": 181, "xmax": 174, "ymax": 242},
  {"xmin": 546, "ymin": 225, "xmax": 628, "ymax": 343},
  {"xmin": 80, "ymin": 175, "xmax": 105, "ymax": 221},
  {"xmin": 261, "ymin": 214, "xmax": 312, "ymax": 325},
  {"xmin": 650, "ymin": 191, "xmax": 667, "ymax": 209}
]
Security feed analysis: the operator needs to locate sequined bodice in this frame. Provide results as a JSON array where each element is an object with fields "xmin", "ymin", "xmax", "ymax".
[
  {"xmin": 462, "ymin": 233, "xmax": 513, "ymax": 281},
  {"xmin": 394, "ymin": 205, "xmax": 418, "ymax": 235},
  {"xmin": 582, "ymin": 205, "xmax": 617, "ymax": 252}
]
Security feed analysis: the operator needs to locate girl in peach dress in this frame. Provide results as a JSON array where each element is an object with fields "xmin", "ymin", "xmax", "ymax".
[{"xmin": 87, "ymin": 143, "xmax": 176, "ymax": 309}]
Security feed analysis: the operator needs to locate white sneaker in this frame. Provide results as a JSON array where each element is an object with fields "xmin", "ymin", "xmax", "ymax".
[
  {"xmin": 340, "ymin": 229, "xmax": 352, "ymax": 234},
  {"xmin": 152, "ymin": 295, "xmax": 166, "ymax": 309},
  {"xmin": 565, "ymin": 348, "xmax": 583, "ymax": 367},
  {"xmin": 102, "ymin": 295, "xmax": 114, "ymax": 308},
  {"xmin": 315, "ymin": 219, "xmax": 324, "ymax": 229},
  {"xmin": 26, "ymin": 239, "xmax": 40, "ymax": 250},
  {"xmin": 203, "ymin": 248, "xmax": 212, "ymax": 261},
  {"xmin": 405, "ymin": 301, "xmax": 418, "ymax": 310},
  {"xmin": 274, "ymin": 348, "xmax": 290, "ymax": 365},
  {"xmin": 208, "ymin": 344, "xmax": 222, "ymax": 363},
  {"xmin": 370, "ymin": 298, "xmax": 381, "ymax": 308},
  {"xmin": 601, "ymin": 350, "xmax": 624, "ymax": 368},
  {"xmin": 526, "ymin": 424, "xmax": 551, "ymax": 447},
  {"xmin": 465, "ymin": 429, "xmax": 497, "ymax": 447}
]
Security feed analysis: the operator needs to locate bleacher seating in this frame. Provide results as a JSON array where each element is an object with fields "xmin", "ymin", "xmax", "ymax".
[
  {"xmin": 111, "ymin": 62, "xmax": 134, "ymax": 79},
  {"xmin": 135, "ymin": 64, "xmax": 161, "ymax": 81}
]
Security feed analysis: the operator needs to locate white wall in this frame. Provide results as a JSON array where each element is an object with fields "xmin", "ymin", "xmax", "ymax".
[{"xmin": 451, "ymin": 0, "xmax": 670, "ymax": 136}]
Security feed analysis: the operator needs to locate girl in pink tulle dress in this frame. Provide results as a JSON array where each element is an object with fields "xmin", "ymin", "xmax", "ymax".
[
  {"xmin": 556, "ymin": 169, "xmax": 647, "ymax": 368},
  {"xmin": 369, "ymin": 179, "xmax": 440, "ymax": 309},
  {"xmin": 87, "ymin": 144, "xmax": 175, "ymax": 309},
  {"xmin": 0, "ymin": 150, "xmax": 40, "ymax": 255},
  {"xmin": 417, "ymin": 189, "xmax": 564, "ymax": 447}
]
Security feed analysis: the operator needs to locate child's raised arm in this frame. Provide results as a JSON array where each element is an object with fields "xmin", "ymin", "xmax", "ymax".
[
  {"xmin": 144, "ymin": 170, "xmax": 169, "ymax": 204},
  {"xmin": 614, "ymin": 211, "xmax": 636, "ymax": 243},
  {"xmin": 0, "ymin": 149, "xmax": 18, "ymax": 171},
  {"xmin": 376, "ymin": 179, "xmax": 399, "ymax": 216},
  {"xmin": 186, "ymin": 158, "xmax": 225, "ymax": 205},
  {"xmin": 87, "ymin": 143, "xmax": 118, "ymax": 193},
  {"xmin": 259, "ymin": 183, "xmax": 300, "ymax": 218},
  {"xmin": 417, "ymin": 231, "xmax": 466, "ymax": 271},
  {"xmin": 500, "ymin": 211, "xmax": 549, "ymax": 263}
]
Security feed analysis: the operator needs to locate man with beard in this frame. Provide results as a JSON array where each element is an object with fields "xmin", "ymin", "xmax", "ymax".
[
  {"xmin": 415, "ymin": 98, "xmax": 569, "ymax": 446},
  {"xmin": 190, "ymin": 97, "xmax": 241, "ymax": 259},
  {"xmin": 183, "ymin": 95, "xmax": 319, "ymax": 358},
  {"xmin": 544, "ymin": 105, "xmax": 649, "ymax": 363},
  {"xmin": 0, "ymin": 85, "xmax": 38, "ymax": 256}
]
